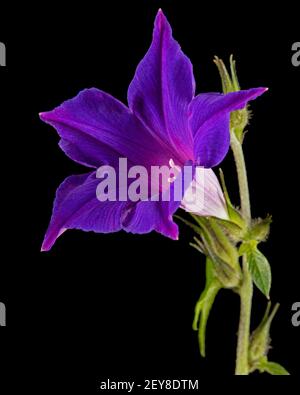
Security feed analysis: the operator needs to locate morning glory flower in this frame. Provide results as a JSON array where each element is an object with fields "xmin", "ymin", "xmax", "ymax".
[{"xmin": 40, "ymin": 9, "xmax": 266, "ymax": 251}]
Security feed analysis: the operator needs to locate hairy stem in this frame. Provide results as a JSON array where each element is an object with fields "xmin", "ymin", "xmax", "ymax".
[
  {"xmin": 230, "ymin": 131, "xmax": 253, "ymax": 375},
  {"xmin": 230, "ymin": 132, "xmax": 251, "ymax": 224},
  {"xmin": 235, "ymin": 256, "xmax": 253, "ymax": 374}
]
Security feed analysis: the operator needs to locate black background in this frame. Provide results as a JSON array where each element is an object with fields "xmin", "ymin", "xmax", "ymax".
[{"xmin": 0, "ymin": 0, "xmax": 299, "ymax": 391}]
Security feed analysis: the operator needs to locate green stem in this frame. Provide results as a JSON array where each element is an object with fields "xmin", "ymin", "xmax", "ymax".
[
  {"xmin": 230, "ymin": 131, "xmax": 253, "ymax": 375},
  {"xmin": 230, "ymin": 133, "xmax": 251, "ymax": 224},
  {"xmin": 235, "ymin": 257, "xmax": 253, "ymax": 375}
]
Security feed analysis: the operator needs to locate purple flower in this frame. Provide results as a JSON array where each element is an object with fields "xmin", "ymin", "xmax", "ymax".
[{"xmin": 40, "ymin": 10, "xmax": 266, "ymax": 251}]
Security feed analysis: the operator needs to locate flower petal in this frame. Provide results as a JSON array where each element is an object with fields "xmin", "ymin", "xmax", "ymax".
[
  {"xmin": 42, "ymin": 166, "xmax": 187, "ymax": 250},
  {"xmin": 40, "ymin": 88, "xmax": 172, "ymax": 169},
  {"xmin": 122, "ymin": 162, "xmax": 195, "ymax": 240},
  {"xmin": 189, "ymin": 88, "xmax": 267, "ymax": 167},
  {"xmin": 128, "ymin": 9, "xmax": 195, "ymax": 163},
  {"xmin": 41, "ymin": 172, "xmax": 128, "ymax": 251},
  {"xmin": 181, "ymin": 168, "xmax": 228, "ymax": 219},
  {"xmin": 122, "ymin": 199, "xmax": 179, "ymax": 240},
  {"xmin": 193, "ymin": 112, "xmax": 231, "ymax": 169}
]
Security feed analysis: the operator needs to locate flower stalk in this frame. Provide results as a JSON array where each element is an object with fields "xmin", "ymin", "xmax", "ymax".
[{"xmin": 230, "ymin": 130, "xmax": 253, "ymax": 375}]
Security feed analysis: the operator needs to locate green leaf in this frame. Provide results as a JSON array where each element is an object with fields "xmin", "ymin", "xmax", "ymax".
[
  {"xmin": 258, "ymin": 360, "xmax": 290, "ymax": 375},
  {"xmin": 193, "ymin": 258, "xmax": 222, "ymax": 357},
  {"xmin": 248, "ymin": 247, "xmax": 271, "ymax": 298}
]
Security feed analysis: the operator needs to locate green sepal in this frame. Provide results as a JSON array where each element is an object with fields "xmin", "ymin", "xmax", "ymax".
[
  {"xmin": 189, "ymin": 236, "xmax": 207, "ymax": 255},
  {"xmin": 176, "ymin": 213, "xmax": 242, "ymax": 288},
  {"xmin": 229, "ymin": 54, "xmax": 240, "ymax": 91},
  {"xmin": 246, "ymin": 216, "xmax": 272, "ymax": 243},
  {"xmin": 212, "ymin": 217, "xmax": 244, "ymax": 243},
  {"xmin": 174, "ymin": 214, "xmax": 202, "ymax": 236},
  {"xmin": 193, "ymin": 258, "xmax": 222, "ymax": 357},
  {"xmin": 230, "ymin": 109, "xmax": 249, "ymax": 143},
  {"xmin": 214, "ymin": 56, "xmax": 234, "ymax": 94},
  {"xmin": 192, "ymin": 216, "xmax": 242, "ymax": 288},
  {"xmin": 219, "ymin": 169, "xmax": 246, "ymax": 230}
]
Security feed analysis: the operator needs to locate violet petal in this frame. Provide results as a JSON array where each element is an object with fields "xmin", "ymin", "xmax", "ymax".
[
  {"xmin": 190, "ymin": 88, "xmax": 267, "ymax": 167},
  {"xmin": 128, "ymin": 9, "xmax": 195, "ymax": 163}
]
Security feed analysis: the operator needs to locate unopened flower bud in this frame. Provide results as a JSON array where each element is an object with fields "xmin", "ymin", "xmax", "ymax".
[
  {"xmin": 247, "ymin": 216, "xmax": 272, "ymax": 243},
  {"xmin": 195, "ymin": 216, "xmax": 242, "ymax": 288},
  {"xmin": 214, "ymin": 55, "xmax": 251, "ymax": 143},
  {"xmin": 249, "ymin": 302, "xmax": 280, "ymax": 364}
]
